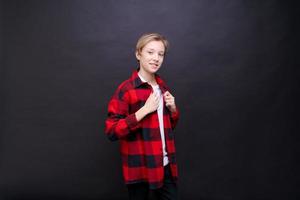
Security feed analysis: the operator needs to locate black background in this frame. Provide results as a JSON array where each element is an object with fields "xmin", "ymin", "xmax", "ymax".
[{"xmin": 0, "ymin": 0, "xmax": 299, "ymax": 200}]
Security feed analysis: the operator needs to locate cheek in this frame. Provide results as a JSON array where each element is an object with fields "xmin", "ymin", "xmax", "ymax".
[{"xmin": 141, "ymin": 55, "xmax": 149, "ymax": 61}]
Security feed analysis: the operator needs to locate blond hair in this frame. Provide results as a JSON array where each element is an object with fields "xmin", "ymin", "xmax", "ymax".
[{"xmin": 135, "ymin": 33, "xmax": 169, "ymax": 56}]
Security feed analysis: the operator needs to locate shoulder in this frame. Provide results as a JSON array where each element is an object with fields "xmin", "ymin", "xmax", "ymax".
[
  {"xmin": 113, "ymin": 77, "xmax": 134, "ymax": 101},
  {"xmin": 116, "ymin": 77, "xmax": 134, "ymax": 93}
]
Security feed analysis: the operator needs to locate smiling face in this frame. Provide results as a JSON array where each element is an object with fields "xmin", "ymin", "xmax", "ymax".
[{"xmin": 135, "ymin": 40, "xmax": 166, "ymax": 74}]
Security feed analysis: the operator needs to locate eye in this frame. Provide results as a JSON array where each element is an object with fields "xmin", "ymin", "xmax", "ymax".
[
  {"xmin": 148, "ymin": 51, "xmax": 153, "ymax": 54},
  {"xmin": 159, "ymin": 53, "xmax": 164, "ymax": 57}
]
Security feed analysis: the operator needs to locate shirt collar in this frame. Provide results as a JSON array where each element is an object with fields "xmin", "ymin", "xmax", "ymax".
[{"xmin": 130, "ymin": 67, "xmax": 169, "ymax": 92}]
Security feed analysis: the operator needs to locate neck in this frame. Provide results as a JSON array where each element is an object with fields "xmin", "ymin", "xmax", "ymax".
[{"xmin": 138, "ymin": 68, "xmax": 156, "ymax": 85}]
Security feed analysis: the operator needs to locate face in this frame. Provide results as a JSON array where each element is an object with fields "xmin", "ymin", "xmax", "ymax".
[{"xmin": 136, "ymin": 40, "xmax": 165, "ymax": 74}]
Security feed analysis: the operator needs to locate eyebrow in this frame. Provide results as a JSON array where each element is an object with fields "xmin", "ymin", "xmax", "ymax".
[{"xmin": 146, "ymin": 48, "xmax": 165, "ymax": 53}]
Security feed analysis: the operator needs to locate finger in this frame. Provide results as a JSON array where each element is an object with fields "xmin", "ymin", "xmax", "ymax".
[
  {"xmin": 164, "ymin": 97, "xmax": 173, "ymax": 102},
  {"xmin": 165, "ymin": 99, "xmax": 171, "ymax": 104},
  {"xmin": 166, "ymin": 100, "xmax": 174, "ymax": 105},
  {"xmin": 165, "ymin": 98, "xmax": 173, "ymax": 102},
  {"xmin": 164, "ymin": 91, "xmax": 170, "ymax": 96},
  {"xmin": 164, "ymin": 94, "xmax": 170, "ymax": 99},
  {"xmin": 164, "ymin": 93, "xmax": 171, "ymax": 98},
  {"xmin": 167, "ymin": 101, "xmax": 173, "ymax": 105},
  {"xmin": 165, "ymin": 96, "xmax": 173, "ymax": 101}
]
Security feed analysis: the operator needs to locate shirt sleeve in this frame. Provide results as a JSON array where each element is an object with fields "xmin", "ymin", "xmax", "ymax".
[
  {"xmin": 170, "ymin": 107, "xmax": 180, "ymax": 130},
  {"xmin": 105, "ymin": 88, "xmax": 140, "ymax": 141}
]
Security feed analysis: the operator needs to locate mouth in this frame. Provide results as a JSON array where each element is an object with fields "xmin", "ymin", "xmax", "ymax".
[{"xmin": 149, "ymin": 63, "xmax": 159, "ymax": 68}]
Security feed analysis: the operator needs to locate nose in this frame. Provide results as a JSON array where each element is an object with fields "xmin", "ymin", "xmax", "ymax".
[{"xmin": 152, "ymin": 53, "xmax": 159, "ymax": 61}]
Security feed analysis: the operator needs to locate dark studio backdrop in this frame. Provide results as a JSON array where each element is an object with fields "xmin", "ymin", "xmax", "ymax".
[{"xmin": 0, "ymin": 0, "xmax": 299, "ymax": 200}]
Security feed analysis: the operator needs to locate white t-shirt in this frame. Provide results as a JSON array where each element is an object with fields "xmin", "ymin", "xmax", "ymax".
[{"xmin": 138, "ymin": 74, "xmax": 169, "ymax": 166}]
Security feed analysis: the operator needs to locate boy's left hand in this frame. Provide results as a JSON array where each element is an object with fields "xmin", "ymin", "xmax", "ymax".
[{"xmin": 163, "ymin": 91, "xmax": 177, "ymax": 113}]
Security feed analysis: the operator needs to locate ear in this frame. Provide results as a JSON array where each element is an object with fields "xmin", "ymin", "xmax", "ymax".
[{"xmin": 135, "ymin": 51, "xmax": 140, "ymax": 61}]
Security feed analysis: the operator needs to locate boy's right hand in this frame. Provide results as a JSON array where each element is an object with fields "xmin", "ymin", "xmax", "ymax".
[{"xmin": 143, "ymin": 92, "xmax": 159, "ymax": 114}]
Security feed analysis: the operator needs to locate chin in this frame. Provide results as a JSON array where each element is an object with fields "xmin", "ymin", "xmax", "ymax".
[
  {"xmin": 151, "ymin": 68, "xmax": 159, "ymax": 73},
  {"xmin": 150, "ymin": 67, "xmax": 160, "ymax": 73},
  {"xmin": 150, "ymin": 69, "xmax": 159, "ymax": 74}
]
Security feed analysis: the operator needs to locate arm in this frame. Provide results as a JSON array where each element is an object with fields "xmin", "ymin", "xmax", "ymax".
[
  {"xmin": 105, "ymin": 89, "xmax": 159, "ymax": 141},
  {"xmin": 170, "ymin": 107, "xmax": 179, "ymax": 130},
  {"xmin": 164, "ymin": 91, "xmax": 180, "ymax": 130},
  {"xmin": 105, "ymin": 89, "xmax": 140, "ymax": 141}
]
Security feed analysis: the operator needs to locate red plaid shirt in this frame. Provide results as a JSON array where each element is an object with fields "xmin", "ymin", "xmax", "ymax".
[{"xmin": 105, "ymin": 68, "xmax": 180, "ymax": 189}]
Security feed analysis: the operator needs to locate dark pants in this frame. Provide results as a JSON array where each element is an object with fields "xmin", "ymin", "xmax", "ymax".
[{"xmin": 127, "ymin": 164, "xmax": 178, "ymax": 200}]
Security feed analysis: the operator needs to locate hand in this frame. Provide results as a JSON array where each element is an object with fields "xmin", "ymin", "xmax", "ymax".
[
  {"xmin": 143, "ymin": 92, "xmax": 160, "ymax": 114},
  {"xmin": 164, "ymin": 91, "xmax": 177, "ymax": 113}
]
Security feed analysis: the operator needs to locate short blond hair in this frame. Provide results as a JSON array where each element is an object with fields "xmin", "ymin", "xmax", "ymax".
[{"xmin": 135, "ymin": 33, "xmax": 169, "ymax": 56}]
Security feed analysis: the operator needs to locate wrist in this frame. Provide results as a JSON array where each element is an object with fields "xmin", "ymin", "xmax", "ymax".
[
  {"xmin": 170, "ymin": 105, "xmax": 177, "ymax": 113},
  {"xmin": 141, "ymin": 106, "xmax": 150, "ymax": 115},
  {"xmin": 135, "ymin": 106, "xmax": 149, "ymax": 122}
]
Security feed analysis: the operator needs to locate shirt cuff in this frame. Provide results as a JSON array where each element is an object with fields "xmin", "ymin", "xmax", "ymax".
[
  {"xmin": 170, "ymin": 108, "xmax": 179, "ymax": 119},
  {"xmin": 125, "ymin": 113, "xmax": 140, "ymax": 131}
]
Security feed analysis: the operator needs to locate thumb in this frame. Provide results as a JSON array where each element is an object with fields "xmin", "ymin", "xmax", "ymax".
[{"xmin": 164, "ymin": 91, "xmax": 170, "ymax": 97}]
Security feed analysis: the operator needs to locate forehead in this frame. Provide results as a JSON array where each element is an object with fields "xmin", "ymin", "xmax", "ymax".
[{"xmin": 143, "ymin": 40, "xmax": 165, "ymax": 51}]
